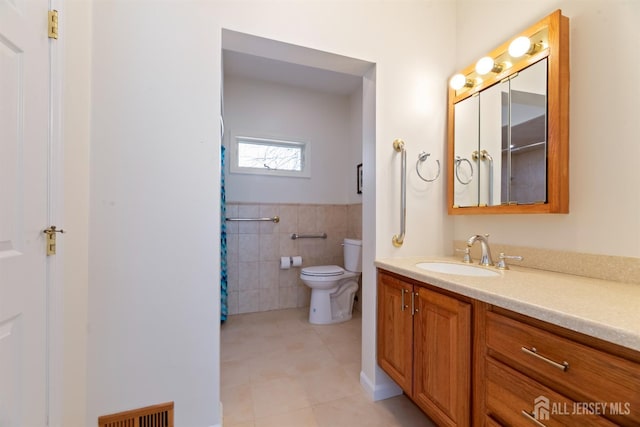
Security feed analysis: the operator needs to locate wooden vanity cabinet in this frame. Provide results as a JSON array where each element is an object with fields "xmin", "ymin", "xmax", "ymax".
[
  {"xmin": 377, "ymin": 269, "xmax": 640, "ymax": 426},
  {"xmin": 377, "ymin": 270, "xmax": 472, "ymax": 427},
  {"xmin": 478, "ymin": 306, "xmax": 640, "ymax": 427}
]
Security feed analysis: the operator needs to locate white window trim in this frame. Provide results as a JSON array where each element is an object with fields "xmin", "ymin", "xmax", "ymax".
[{"xmin": 229, "ymin": 131, "xmax": 311, "ymax": 178}]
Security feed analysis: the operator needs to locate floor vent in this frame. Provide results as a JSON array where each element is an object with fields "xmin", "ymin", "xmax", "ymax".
[{"xmin": 98, "ymin": 402, "xmax": 174, "ymax": 427}]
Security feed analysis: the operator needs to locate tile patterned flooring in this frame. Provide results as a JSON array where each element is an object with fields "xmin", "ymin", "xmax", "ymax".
[{"xmin": 221, "ymin": 308, "xmax": 435, "ymax": 426}]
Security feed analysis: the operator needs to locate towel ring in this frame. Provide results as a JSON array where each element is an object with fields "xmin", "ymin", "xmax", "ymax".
[
  {"xmin": 455, "ymin": 156, "xmax": 473, "ymax": 185},
  {"xmin": 416, "ymin": 152, "xmax": 440, "ymax": 182}
]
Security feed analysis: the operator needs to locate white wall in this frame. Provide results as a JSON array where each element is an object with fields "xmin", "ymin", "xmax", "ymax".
[
  {"xmin": 84, "ymin": 1, "xmax": 455, "ymax": 425},
  {"xmin": 453, "ymin": 1, "xmax": 640, "ymax": 257},
  {"xmin": 62, "ymin": 1, "xmax": 91, "ymax": 425},
  {"xmin": 348, "ymin": 89, "xmax": 364, "ymax": 205},
  {"xmin": 223, "ymin": 75, "xmax": 356, "ymax": 204},
  {"xmin": 87, "ymin": 2, "xmax": 220, "ymax": 426}
]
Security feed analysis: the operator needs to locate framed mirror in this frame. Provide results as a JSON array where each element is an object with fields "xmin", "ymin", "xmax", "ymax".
[{"xmin": 447, "ymin": 10, "xmax": 569, "ymax": 214}]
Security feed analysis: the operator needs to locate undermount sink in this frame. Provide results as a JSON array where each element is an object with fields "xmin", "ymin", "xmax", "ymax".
[{"xmin": 415, "ymin": 262, "xmax": 500, "ymax": 277}]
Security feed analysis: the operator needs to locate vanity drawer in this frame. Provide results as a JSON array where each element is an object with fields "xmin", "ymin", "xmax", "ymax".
[
  {"xmin": 483, "ymin": 416, "xmax": 502, "ymax": 427},
  {"xmin": 486, "ymin": 311, "xmax": 640, "ymax": 426},
  {"xmin": 486, "ymin": 359, "xmax": 616, "ymax": 427}
]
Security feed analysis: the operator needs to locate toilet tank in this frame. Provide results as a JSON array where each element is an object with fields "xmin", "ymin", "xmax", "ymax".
[{"xmin": 343, "ymin": 238, "xmax": 362, "ymax": 273}]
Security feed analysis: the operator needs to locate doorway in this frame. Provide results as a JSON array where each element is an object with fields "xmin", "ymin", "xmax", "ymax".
[{"xmin": 219, "ymin": 27, "xmax": 376, "ymax": 387}]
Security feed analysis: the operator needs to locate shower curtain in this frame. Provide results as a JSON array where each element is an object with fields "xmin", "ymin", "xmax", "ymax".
[{"xmin": 220, "ymin": 145, "xmax": 228, "ymax": 322}]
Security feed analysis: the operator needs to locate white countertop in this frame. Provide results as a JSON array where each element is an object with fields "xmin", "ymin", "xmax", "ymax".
[{"xmin": 375, "ymin": 256, "xmax": 640, "ymax": 352}]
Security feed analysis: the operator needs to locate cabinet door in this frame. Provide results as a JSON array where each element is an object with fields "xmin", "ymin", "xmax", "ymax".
[
  {"xmin": 377, "ymin": 272, "xmax": 414, "ymax": 394},
  {"xmin": 413, "ymin": 287, "xmax": 472, "ymax": 427}
]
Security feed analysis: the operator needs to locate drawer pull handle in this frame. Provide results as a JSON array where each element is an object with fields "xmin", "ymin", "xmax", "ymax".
[
  {"xmin": 411, "ymin": 291, "xmax": 415, "ymax": 315},
  {"xmin": 521, "ymin": 346, "xmax": 569, "ymax": 371},
  {"xmin": 401, "ymin": 289, "xmax": 407, "ymax": 311},
  {"xmin": 521, "ymin": 410, "xmax": 548, "ymax": 427}
]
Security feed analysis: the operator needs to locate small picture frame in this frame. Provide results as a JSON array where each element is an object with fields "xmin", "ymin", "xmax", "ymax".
[{"xmin": 357, "ymin": 163, "xmax": 363, "ymax": 194}]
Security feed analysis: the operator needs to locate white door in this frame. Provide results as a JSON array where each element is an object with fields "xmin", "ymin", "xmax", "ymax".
[{"xmin": 0, "ymin": 0, "xmax": 52, "ymax": 425}]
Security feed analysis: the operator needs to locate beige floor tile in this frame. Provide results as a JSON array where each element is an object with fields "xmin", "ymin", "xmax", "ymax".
[
  {"xmin": 325, "ymin": 338, "xmax": 362, "ymax": 365},
  {"xmin": 224, "ymin": 422, "xmax": 255, "ymax": 427},
  {"xmin": 312, "ymin": 393, "xmax": 397, "ymax": 427},
  {"xmin": 251, "ymin": 376, "xmax": 312, "ymax": 419},
  {"xmin": 274, "ymin": 309, "xmax": 313, "ymax": 333},
  {"xmin": 221, "ymin": 359, "xmax": 252, "ymax": 389},
  {"xmin": 221, "ymin": 338, "xmax": 263, "ymax": 363},
  {"xmin": 283, "ymin": 346, "xmax": 341, "ymax": 376},
  {"xmin": 221, "ymin": 383, "xmax": 254, "ymax": 425},
  {"xmin": 254, "ymin": 407, "xmax": 318, "ymax": 427},
  {"xmin": 342, "ymin": 361, "xmax": 362, "ymax": 381},
  {"xmin": 244, "ymin": 328, "xmax": 323, "ymax": 359},
  {"xmin": 222, "ymin": 309, "xmax": 434, "ymax": 427},
  {"xmin": 276, "ymin": 328, "xmax": 327, "ymax": 353},
  {"xmin": 299, "ymin": 364, "xmax": 363, "ymax": 405},
  {"xmin": 248, "ymin": 350, "xmax": 294, "ymax": 383},
  {"xmin": 374, "ymin": 395, "xmax": 437, "ymax": 426}
]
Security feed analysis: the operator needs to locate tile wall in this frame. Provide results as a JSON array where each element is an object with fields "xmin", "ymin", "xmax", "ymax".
[{"xmin": 225, "ymin": 203, "xmax": 362, "ymax": 315}]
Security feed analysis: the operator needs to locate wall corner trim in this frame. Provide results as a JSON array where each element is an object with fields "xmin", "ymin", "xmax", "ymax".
[{"xmin": 359, "ymin": 371, "xmax": 403, "ymax": 401}]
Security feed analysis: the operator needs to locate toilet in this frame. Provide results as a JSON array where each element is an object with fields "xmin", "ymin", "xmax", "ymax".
[{"xmin": 300, "ymin": 238, "xmax": 362, "ymax": 325}]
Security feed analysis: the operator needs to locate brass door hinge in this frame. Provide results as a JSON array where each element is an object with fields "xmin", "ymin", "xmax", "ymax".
[
  {"xmin": 48, "ymin": 10, "xmax": 58, "ymax": 39},
  {"xmin": 43, "ymin": 226, "xmax": 65, "ymax": 255}
]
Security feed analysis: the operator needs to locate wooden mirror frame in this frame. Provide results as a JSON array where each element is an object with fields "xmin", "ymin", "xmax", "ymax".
[{"xmin": 447, "ymin": 10, "xmax": 569, "ymax": 215}]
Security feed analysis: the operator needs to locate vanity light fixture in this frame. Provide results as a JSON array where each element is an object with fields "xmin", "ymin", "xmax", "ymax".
[
  {"xmin": 449, "ymin": 73, "xmax": 474, "ymax": 90},
  {"xmin": 475, "ymin": 56, "xmax": 504, "ymax": 75},
  {"xmin": 448, "ymin": 24, "xmax": 550, "ymax": 98},
  {"xmin": 508, "ymin": 36, "xmax": 543, "ymax": 58}
]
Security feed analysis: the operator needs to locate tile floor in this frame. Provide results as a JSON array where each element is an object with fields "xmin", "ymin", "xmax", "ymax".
[{"xmin": 220, "ymin": 308, "xmax": 436, "ymax": 426}]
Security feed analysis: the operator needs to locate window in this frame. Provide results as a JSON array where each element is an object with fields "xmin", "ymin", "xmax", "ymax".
[{"xmin": 230, "ymin": 134, "xmax": 310, "ymax": 178}]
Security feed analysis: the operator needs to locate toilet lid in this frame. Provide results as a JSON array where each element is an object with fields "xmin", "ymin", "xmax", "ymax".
[{"xmin": 301, "ymin": 265, "xmax": 344, "ymax": 276}]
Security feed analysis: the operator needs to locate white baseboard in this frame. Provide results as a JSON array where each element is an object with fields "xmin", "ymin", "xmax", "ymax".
[
  {"xmin": 209, "ymin": 401, "xmax": 223, "ymax": 427},
  {"xmin": 359, "ymin": 370, "xmax": 403, "ymax": 401}
]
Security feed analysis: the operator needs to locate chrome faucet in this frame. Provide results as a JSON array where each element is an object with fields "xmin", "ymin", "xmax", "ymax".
[{"xmin": 467, "ymin": 234, "xmax": 494, "ymax": 266}]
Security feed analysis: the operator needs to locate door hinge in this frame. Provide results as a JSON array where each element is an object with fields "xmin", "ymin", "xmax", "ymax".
[
  {"xmin": 48, "ymin": 10, "xmax": 58, "ymax": 39},
  {"xmin": 43, "ymin": 226, "xmax": 65, "ymax": 255}
]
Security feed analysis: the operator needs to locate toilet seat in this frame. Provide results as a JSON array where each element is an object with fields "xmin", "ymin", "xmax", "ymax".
[
  {"xmin": 300, "ymin": 266, "xmax": 357, "ymax": 285},
  {"xmin": 301, "ymin": 265, "xmax": 344, "ymax": 277}
]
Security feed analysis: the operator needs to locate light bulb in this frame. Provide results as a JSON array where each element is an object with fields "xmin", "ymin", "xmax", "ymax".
[
  {"xmin": 449, "ymin": 74, "xmax": 467, "ymax": 90},
  {"xmin": 509, "ymin": 36, "xmax": 531, "ymax": 58},
  {"xmin": 475, "ymin": 57, "xmax": 495, "ymax": 75}
]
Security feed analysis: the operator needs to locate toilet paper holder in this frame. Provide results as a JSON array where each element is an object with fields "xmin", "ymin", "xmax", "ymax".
[{"xmin": 281, "ymin": 256, "xmax": 303, "ymax": 269}]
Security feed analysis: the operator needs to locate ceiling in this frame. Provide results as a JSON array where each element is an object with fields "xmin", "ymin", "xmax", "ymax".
[
  {"xmin": 221, "ymin": 29, "xmax": 372, "ymax": 96},
  {"xmin": 223, "ymin": 50, "xmax": 364, "ymax": 95}
]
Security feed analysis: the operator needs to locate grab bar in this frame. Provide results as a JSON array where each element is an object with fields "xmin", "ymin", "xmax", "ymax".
[
  {"xmin": 225, "ymin": 216, "xmax": 280, "ymax": 223},
  {"xmin": 392, "ymin": 139, "xmax": 406, "ymax": 248},
  {"xmin": 291, "ymin": 233, "xmax": 327, "ymax": 240}
]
